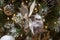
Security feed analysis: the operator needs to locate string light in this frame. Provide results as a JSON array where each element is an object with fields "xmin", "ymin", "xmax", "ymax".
[
  {"xmin": 11, "ymin": 18, "xmax": 14, "ymax": 20},
  {"xmin": 34, "ymin": 8, "xmax": 37, "ymax": 11},
  {"xmin": 12, "ymin": 14, "xmax": 17, "ymax": 22},
  {"xmin": 45, "ymin": 26, "xmax": 48, "ymax": 29},
  {"xmin": 0, "ymin": 8, "xmax": 2, "ymax": 11},
  {"xmin": 43, "ymin": 19, "xmax": 45, "ymax": 22},
  {"xmin": 14, "ymin": 19, "xmax": 17, "ymax": 22},
  {"xmin": 21, "ymin": 34, "xmax": 23, "ymax": 37},
  {"xmin": 38, "ymin": 4, "xmax": 41, "ymax": 6},
  {"xmin": 13, "ymin": 14, "xmax": 16, "ymax": 17},
  {"xmin": 34, "ymin": 8, "xmax": 38, "ymax": 12},
  {"xmin": 7, "ymin": 17, "xmax": 9, "ymax": 20},
  {"xmin": 54, "ymin": 22, "xmax": 57, "ymax": 24},
  {"xmin": 26, "ymin": 0, "xmax": 28, "ymax": 3},
  {"xmin": 22, "ymin": 2, "xmax": 24, "ymax": 5},
  {"xmin": 12, "ymin": 17, "xmax": 17, "ymax": 22}
]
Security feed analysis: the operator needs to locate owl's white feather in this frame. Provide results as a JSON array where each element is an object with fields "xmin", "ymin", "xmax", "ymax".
[{"xmin": 29, "ymin": 0, "xmax": 36, "ymax": 17}]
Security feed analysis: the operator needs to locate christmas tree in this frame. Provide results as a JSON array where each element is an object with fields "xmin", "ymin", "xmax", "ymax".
[{"xmin": 0, "ymin": 0, "xmax": 60, "ymax": 40}]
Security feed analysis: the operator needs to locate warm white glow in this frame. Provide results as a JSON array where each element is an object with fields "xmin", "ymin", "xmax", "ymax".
[
  {"xmin": 43, "ymin": 19, "xmax": 45, "ymax": 22},
  {"xmin": 54, "ymin": 22, "xmax": 57, "ymax": 24},
  {"xmin": 45, "ymin": 26, "xmax": 48, "ymax": 29},
  {"xmin": 7, "ymin": 17, "xmax": 9, "ymax": 20},
  {"xmin": 38, "ymin": 4, "xmax": 41, "ymax": 6},
  {"xmin": 26, "ymin": 1, "xmax": 28, "ymax": 3},
  {"xmin": 13, "ymin": 14, "xmax": 16, "ymax": 17}
]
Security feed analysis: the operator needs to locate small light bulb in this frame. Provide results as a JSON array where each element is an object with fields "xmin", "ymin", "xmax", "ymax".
[
  {"xmin": 12, "ymin": 18, "xmax": 13, "ymax": 20},
  {"xmin": 26, "ymin": 1, "xmax": 28, "ymax": 3},
  {"xmin": 45, "ymin": 26, "xmax": 48, "ymax": 29},
  {"xmin": 21, "ymin": 34, "xmax": 23, "ymax": 37},
  {"xmin": 38, "ymin": 4, "xmax": 41, "ymax": 6},
  {"xmin": 43, "ymin": 19, "xmax": 45, "ymax": 22},
  {"xmin": 35, "ymin": 8, "xmax": 37, "ymax": 11},
  {"xmin": 13, "ymin": 14, "xmax": 16, "ymax": 16},
  {"xmin": 22, "ymin": 2, "xmax": 24, "ymax": 5},
  {"xmin": 54, "ymin": 22, "xmax": 57, "ymax": 24},
  {"xmin": 7, "ymin": 17, "xmax": 9, "ymax": 20},
  {"xmin": 0, "ymin": 8, "xmax": 2, "ymax": 11},
  {"xmin": 12, "ymin": 17, "xmax": 16, "ymax": 22},
  {"xmin": 14, "ymin": 19, "xmax": 16, "ymax": 22}
]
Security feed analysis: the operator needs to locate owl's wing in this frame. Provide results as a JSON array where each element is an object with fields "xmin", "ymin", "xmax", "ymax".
[{"xmin": 29, "ymin": 0, "xmax": 36, "ymax": 17}]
